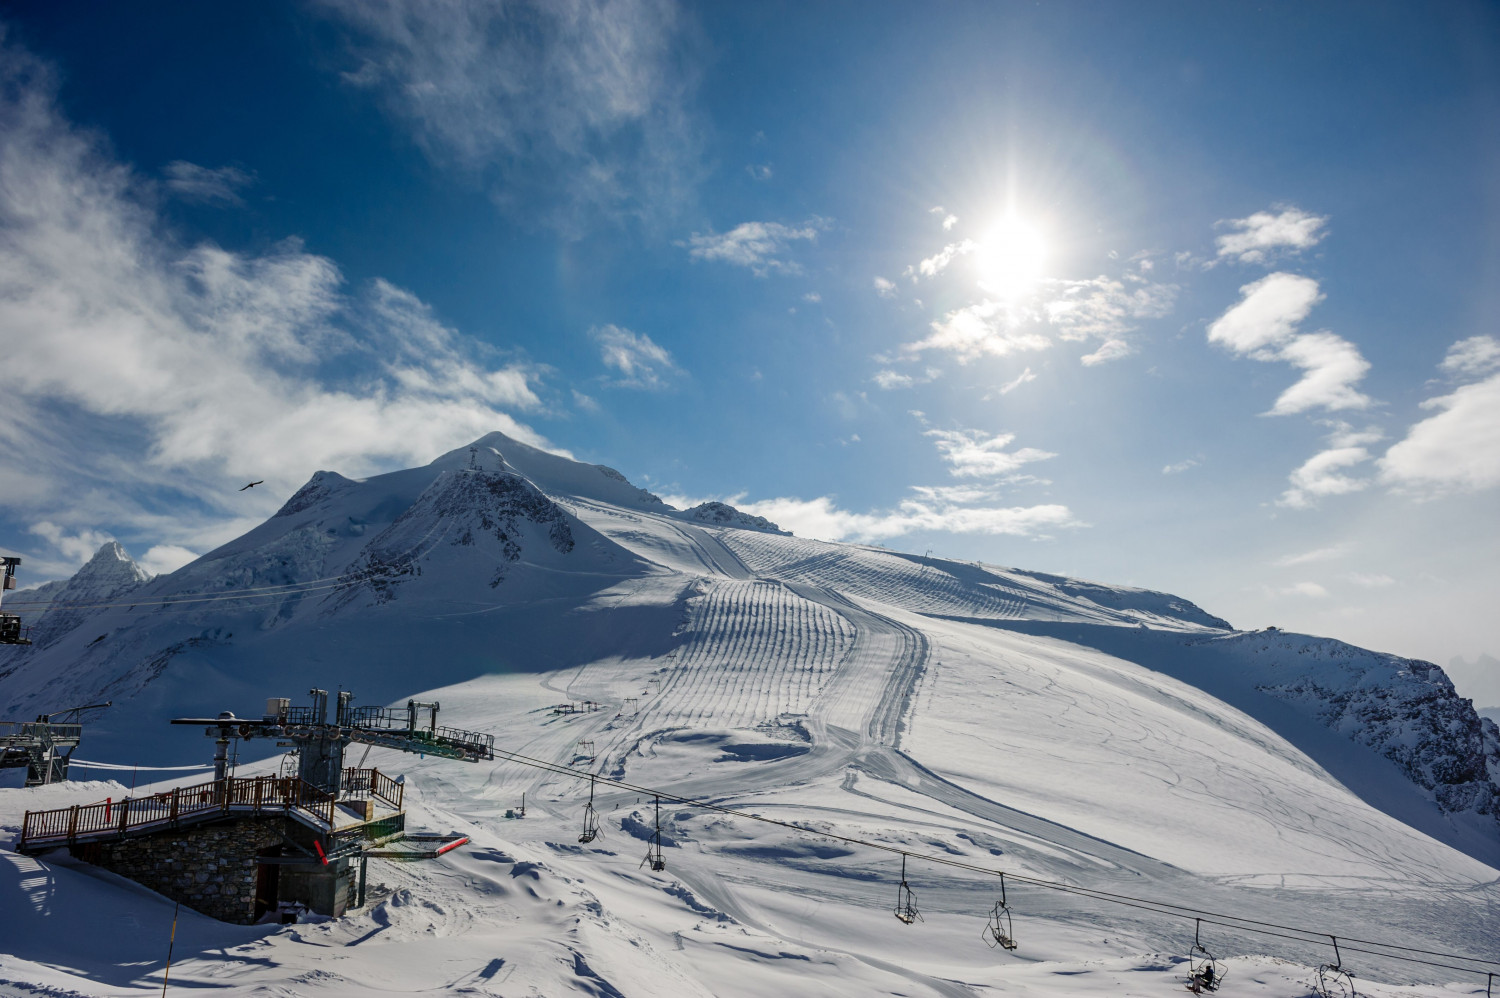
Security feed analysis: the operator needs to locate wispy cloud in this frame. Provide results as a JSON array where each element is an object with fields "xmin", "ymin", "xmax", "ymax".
[
  {"xmin": 924, "ymin": 427, "xmax": 1055, "ymax": 478},
  {"xmin": 0, "ymin": 37, "xmax": 554, "ymax": 567},
  {"xmin": 745, "ymin": 163, "xmax": 773, "ymax": 181},
  {"xmin": 685, "ymin": 218, "xmax": 828, "ymax": 276},
  {"xmin": 734, "ymin": 493, "xmax": 1081, "ymax": 544},
  {"xmin": 164, "ymin": 161, "xmax": 254, "ymax": 205},
  {"xmin": 1214, "ymin": 205, "xmax": 1329, "ymax": 265},
  {"xmin": 1273, "ymin": 544, "xmax": 1348, "ymax": 567},
  {"xmin": 1208, "ymin": 273, "xmax": 1372, "ymax": 415},
  {"xmin": 873, "ymin": 275, "xmax": 897, "ymax": 298},
  {"xmin": 900, "ymin": 270, "xmax": 1175, "ymax": 367},
  {"xmin": 28, "ymin": 522, "xmax": 115, "ymax": 567},
  {"xmin": 1439, "ymin": 335, "xmax": 1500, "ymax": 379},
  {"xmin": 1345, "ymin": 572, "xmax": 1395, "ymax": 588},
  {"xmin": 871, "ymin": 368, "xmax": 939, "ymax": 390},
  {"xmin": 1162, "ymin": 458, "xmax": 1199, "ymax": 475},
  {"xmin": 1277, "ymin": 581, "xmax": 1330, "ymax": 599},
  {"xmin": 590, "ymin": 324, "xmax": 682, "ymax": 390},
  {"xmin": 905, "ymin": 239, "xmax": 976, "ymax": 280},
  {"xmin": 927, "ymin": 206, "xmax": 958, "ymax": 231},
  {"xmin": 314, "ymin": 0, "xmax": 702, "ymax": 227},
  {"xmin": 1278, "ymin": 424, "xmax": 1382, "ymax": 508},
  {"xmin": 996, "ymin": 367, "xmax": 1036, "ymax": 395}
]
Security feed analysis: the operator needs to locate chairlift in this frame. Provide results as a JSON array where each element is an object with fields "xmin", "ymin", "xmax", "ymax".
[
  {"xmin": 579, "ymin": 774, "xmax": 602, "ymax": 844},
  {"xmin": 1313, "ymin": 935, "xmax": 1356, "ymax": 998},
  {"xmin": 982, "ymin": 873, "xmax": 1018, "ymax": 951},
  {"xmin": 1185, "ymin": 918, "xmax": 1224, "ymax": 993},
  {"xmin": 641, "ymin": 795, "xmax": 666, "ymax": 871},
  {"xmin": 893, "ymin": 854, "xmax": 921, "ymax": 924},
  {"xmin": 1, "ymin": 558, "xmax": 32, "ymax": 646}
]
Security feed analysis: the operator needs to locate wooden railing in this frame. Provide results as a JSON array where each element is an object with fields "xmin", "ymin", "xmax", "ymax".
[
  {"xmin": 339, "ymin": 767, "xmax": 404, "ymax": 810},
  {"xmin": 19, "ymin": 776, "xmax": 335, "ymax": 850}
]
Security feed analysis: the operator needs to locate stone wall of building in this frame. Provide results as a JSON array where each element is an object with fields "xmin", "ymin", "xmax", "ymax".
[{"xmin": 77, "ymin": 816, "xmax": 289, "ymax": 924}]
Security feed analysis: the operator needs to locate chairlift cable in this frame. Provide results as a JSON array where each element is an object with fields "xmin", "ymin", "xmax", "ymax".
[
  {"xmin": 2, "ymin": 518, "xmax": 453, "ymax": 613},
  {"xmin": 483, "ymin": 742, "xmax": 1500, "ymax": 980}
]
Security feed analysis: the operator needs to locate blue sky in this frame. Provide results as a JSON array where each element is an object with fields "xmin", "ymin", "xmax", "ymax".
[{"xmin": 1, "ymin": 1, "xmax": 1498, "ymax": 700}]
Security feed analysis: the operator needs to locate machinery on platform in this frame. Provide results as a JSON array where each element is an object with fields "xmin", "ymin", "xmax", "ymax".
[
  {"xmin": 1, "ymin": 556, "xmax": 32, "ymax": 645},
  {"xmin": 0, "ymin": 702, "xmax": 111, "ymax": 785}
]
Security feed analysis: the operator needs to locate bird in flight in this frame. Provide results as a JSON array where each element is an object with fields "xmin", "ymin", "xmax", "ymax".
[{"xmin": 239, "ymin": 481, "xmax": 264, "ymax": 492}]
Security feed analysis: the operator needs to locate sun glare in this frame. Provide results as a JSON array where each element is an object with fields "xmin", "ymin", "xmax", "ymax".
[{"xmin": 974, "ymin": 214, "xmax": 1047, "ymax": 298}]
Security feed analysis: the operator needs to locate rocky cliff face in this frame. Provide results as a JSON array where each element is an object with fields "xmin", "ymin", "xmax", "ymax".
[{"xmin": 1225, "ymin": 630, "xmax": 1500, "ymax": 824}]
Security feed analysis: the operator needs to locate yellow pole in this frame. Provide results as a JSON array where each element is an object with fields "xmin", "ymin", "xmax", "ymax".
[{"xmin": 160, "ymin": 901, "xmax": 179, "ymax": 996}]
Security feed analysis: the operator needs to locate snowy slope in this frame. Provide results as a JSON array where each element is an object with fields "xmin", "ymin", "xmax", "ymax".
[{"xmin": 2, "ymin": 431, "xmax": 1497, "ymax": 997}]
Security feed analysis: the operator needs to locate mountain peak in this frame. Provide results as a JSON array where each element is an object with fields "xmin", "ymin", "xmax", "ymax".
[
  {"xmin": 431, "ymin": 431, "xmax": 668, "ymax": 511},
  {"xmin": 79, "ymin": 541, "xmax": 153, "ymax": 586}
]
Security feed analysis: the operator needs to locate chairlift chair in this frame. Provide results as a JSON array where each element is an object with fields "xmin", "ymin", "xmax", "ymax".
[
  {"xmin": 1185, "ymin": 919, "xmax": 1224, "ymax": 993},
  {"xmin": 982, "ymin": 874, "xmax": 1018, "ymax": 951},
  {"xmin": 641, "ymin": 795, "xmax": 666, "ymax": 871},
  {"xmin": 1313, "ymin": 936, "xmax": 1356, "ymax": 998},
  {"xmin": 894, "ymin": 854, "xmax": 921, "ymax": 925},
  {"xmin": 579, "ymin": 774, "xmax": 603, "ymax": 844}
]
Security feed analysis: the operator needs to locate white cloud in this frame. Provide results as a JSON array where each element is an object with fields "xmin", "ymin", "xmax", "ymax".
[
  {"xmin": 314, "ymin": 0, "xmax": 701, "ymax": 225},
  {"xmin": 1208, "ymin": 273, "xmax": 1372, "ymax": 415},
  {"xmin": 139, "ymin": 544, "xmax": 198, "ymax": 577},
  {"xmin": 590, "ymin": 324, "xmax": 682, "ymax": 390},
  {"xmin": 1278, "ymin": 581, "xmax": 1330, "ymax": 599},
  {"xmin": 906, "ymin": 239, "xmax": 976, "ymax": 280},
  {"xmin": 746, "ymin": 163, "xmax": 773, "ymax": 181},
  {"xmin": 164, "ymin": 161, "xmax": 254, "ymax": 205},
  {"xmin": 872, "ymin": 367, "xmax": 939, "ymax": 391},
  {"xmin": 802, "ymin": 291, "xmax": 821, "ymax": 303},
  {"xmin": 872, "ymin": 370, "xmax": 915, "ymax": 390},
  {"xmin": 924, "ymin": 428, "xmax": 1055, "ymax": 478},
  {"xmin": 28, "ymin": 522, "xmax": 115, "ymax": 567},
  {"xmin": 735, "ymin": 493, "xmax": 1081, "ymax": 544},
  {"xmin": 1045, "ymin": 276, "xmax": 1177, "ymax": 349},
  {"xmin": 1345, "ymin": 572, "xmax": 1395, "ymax": 588},
  {"xmin": 1215, "ymin": 205, "xmax": 1329, "ymax": 264},
  {"xmin": 1439, "ymin": 335, "xmax": 1500, "ymax": 379},
  {"xmin": 1273, "ymin": 545, "xmax": 1348, "ymax": 567},
  {"xmin": 1379, "ymin": 372, "xmax": 1500, "ymax": 495},
  {"xmin": 928, "ymin": 206, "xmax": 958, "ymax": 231},
  {"xmin": 0, "ymin": 40, "xmax": 556, "ymax": 557},
  {"xmin": 686, "ymin": 218, "xmax": 827, "ymax": 276},
  {"xmin": 1080, "ymin": 338, "xmax": 1131, "ymax": 366},
  {"xmin": 873, "ymin": 275, "xmax": 897, "ymax": 298},
  {"xmin": 997, "ymin": 367, "xmax": 1036, "ymax": 395},
  {"xmin": 906, "ymin": 299, "xmax": 1050, "ymax": 362},
  {"xmin": 1280, "ymin": 447, "xmax": 1375, "ymax": 509},
  {"xmin": 1207, "ymin": 272, "xmax": 1322, "ymax": 355},
  {"xmin": 1162, "ymin": 459, "xmax": 1199, "ymax": 475},
  {"xmin": 903, "ymin": 272, "xmax": 1176, "ymax": 367},
  {"xmin": 572, "ymin": 389, "xmax": 601, "ymax": 412}
]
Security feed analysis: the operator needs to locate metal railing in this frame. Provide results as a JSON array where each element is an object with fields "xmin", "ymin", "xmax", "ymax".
[
  {"xmin": 19, "ymin": 775, "xmax": 336, "ymax": 850},
  {"xmin": 0, "ymin": 721, "xmax": 83, "ymax": 747}
]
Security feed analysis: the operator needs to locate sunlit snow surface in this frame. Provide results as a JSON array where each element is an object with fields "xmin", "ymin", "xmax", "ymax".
[{"xmin": 2, "ymin": 440, "xmax": 1497, "ymax": 996}]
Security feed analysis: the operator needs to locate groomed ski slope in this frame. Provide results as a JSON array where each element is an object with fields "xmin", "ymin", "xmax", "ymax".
[{"xmin": 2, "ymin": 449, "xmax": 1498, "ymax": 997}]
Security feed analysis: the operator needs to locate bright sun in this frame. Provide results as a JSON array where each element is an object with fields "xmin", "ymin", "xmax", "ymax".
[{"xmin": 974, "ymin": 214, "xmax": 1047, "ymax": 298}]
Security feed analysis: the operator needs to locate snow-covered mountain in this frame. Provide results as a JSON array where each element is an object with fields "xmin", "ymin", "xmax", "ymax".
[{"xmin": 2, "ymin": 430, "xmax": 1497, "ymax": 997}]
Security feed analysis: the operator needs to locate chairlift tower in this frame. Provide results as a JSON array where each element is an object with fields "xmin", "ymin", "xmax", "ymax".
[{"xmin": 171, "ymin": 688, "xmax": 494, "ymax": 797}]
